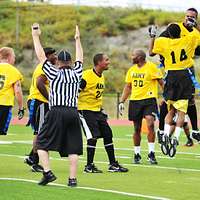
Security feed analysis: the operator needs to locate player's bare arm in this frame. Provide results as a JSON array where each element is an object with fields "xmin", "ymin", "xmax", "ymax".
[
  {"xmin": 31, "ymin": 23, "xmax": 46, "ymax": 64},
  {"xmin": 75, "ymin": 25, "xmax": 83, "ymax": 63}
]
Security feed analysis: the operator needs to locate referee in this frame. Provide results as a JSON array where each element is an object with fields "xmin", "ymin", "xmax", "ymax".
[{"xmin": 32, "ymin": 23, "xmax": 83, "ymax": 187}]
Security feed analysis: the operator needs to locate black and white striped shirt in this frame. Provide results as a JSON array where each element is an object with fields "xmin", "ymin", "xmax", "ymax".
[{"xmin": 42, "ymin": 60, "xmax": 82, "ymax": 108}]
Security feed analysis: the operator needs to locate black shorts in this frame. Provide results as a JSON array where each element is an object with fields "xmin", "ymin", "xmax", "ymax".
[
  {"xmin": 164, "ymin": 69, "xmax": 193, "ymax": 101},
  {"xmin": 128, "ymin": 98, "xmax": 158, "ymax": 121},
  {"xmin": 37, "ymin": 106, "xmax": 83, "ymax": 157},
  {"xmin": 0, "ymin": 105, "xmax": 12, "ymax": 135},
  {"xmin": 79, "ymin": 110, "xmax": 113, "ymax": 139},
  {"xmin": 27, "ymin": 99, "xmax": 49, "ymax": 135}
]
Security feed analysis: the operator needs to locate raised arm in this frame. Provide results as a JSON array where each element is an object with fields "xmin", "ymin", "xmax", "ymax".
[
  {"xmin": 148, "ymin": 25, "xmax": 157, "ymax": 56},
  {"xmin": 75, "ymin": 25, "xmax": 83, "ymax": 63},
  {"xmin": 31, "ymin": 23, "xmax": 46, "ymax": 64}
]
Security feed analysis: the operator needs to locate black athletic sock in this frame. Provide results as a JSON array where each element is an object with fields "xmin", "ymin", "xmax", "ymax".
[
  {"xmin": 104, "ymin": 138, "xmax": 115, "ymax": 164},
  {"xmin": 187, "ymin": 104, "xmax": 198, "ymax": 131},
  {"xmin": 87, "ymin": 139, "xmax": 97, "ymax": 165},
  {"xmin": 159, "ymin": 102, "xmax": 168, "ymax": 131},
  {"xmin": 32, "ymin": 153, "xmax": 39, "ymax": 164},
  {"xmin": 186, "ymin": 134, "xmax": 192, "ymax": 140},
  {"xmin": 29, "ymin": 149, "xmax": 34, "ymax": 157}
]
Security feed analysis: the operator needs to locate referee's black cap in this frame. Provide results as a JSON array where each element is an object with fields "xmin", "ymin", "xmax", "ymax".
[
  {"xmin": 58, "ymin": 50, "xmax": 72, "ymax": 62},
  {"xmin": 44, "ymin": 47, "xmax": 56, "ymax": 56}
]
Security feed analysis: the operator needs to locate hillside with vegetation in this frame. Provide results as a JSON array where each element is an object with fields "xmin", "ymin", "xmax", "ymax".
[{"xmin": 0, "ymin": 1, "xmax": 191, "ymax": 92}]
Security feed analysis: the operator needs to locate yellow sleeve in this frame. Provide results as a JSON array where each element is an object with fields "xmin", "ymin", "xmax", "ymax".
[
  {"xmin": 9, "ymin": 66, "xmax": 23, "ymax": 84},
  {"xmin": 152, "ymin": 37, "xmax": 166, "ymax": 55},
  {"xmin": 150, "ymin": 63, "xmax": 163, "ymax": 80},
  {"xmin": 37, "ymin": 64, "xmax": 46, "ymax": 76},
  {"xmin": 125, "ymin": 67, "xmax": 132, "ymax": 83}
]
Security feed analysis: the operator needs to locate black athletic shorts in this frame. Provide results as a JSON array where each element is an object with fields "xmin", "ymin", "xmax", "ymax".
[
  {"xmin": 128, "ymin": 98, "xmax": 158, "ymax": 121},
  {"xmin": 79, "ymin": 110, "xmax": 113, "ymax": 139},
  {"xmin": 27, "ymin": 99, "xmax": 49, "ymax": 135},
  {"xmin": 164, "ymin": 69, "xmax": 193, "ymax": 101},
  {"xmin": 37, "ymin": 106, "xmax": 83, "ymax": 157},
  {"xmin": 0, "ymin": 105, "xmax": 12, "ymax": 135}
]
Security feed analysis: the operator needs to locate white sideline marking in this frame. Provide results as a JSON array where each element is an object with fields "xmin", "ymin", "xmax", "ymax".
[
  {"xmin": 0, "ymin": 177, "xmax": 170, "ymax": 200},
  {"xmin": 0, "ymin": 141, "xmax": 13, "ymax": 144},
  {"xmin": 0, "ymin": 153, "xmax": 200, "ymax": 173}
]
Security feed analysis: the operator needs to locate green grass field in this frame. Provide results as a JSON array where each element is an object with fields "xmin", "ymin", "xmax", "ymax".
[{"xmin": 0, "ymin": 125, "xmax": 200, "ymax": 200}]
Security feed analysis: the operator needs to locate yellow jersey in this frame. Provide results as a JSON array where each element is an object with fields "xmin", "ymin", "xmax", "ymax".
[
  {"xmin": 178, "ymin": 22, "xmax": 200, "ymax": 38},
  {"xmin": 153, "ymin": 33, "xmax": 200, "ymax": 70},
  {"xmin": 0, "ymin": 63, "xmax": 23, "ymax": 106},
  {"xmin": 125, "ymin": 61, "xmax": 162, "ymax": 100},
  {"xmin": 28, "ymin": 63, "xmax": 49, "ymax": 103},
  {"xmin": 78, "ymin": 69, "xmax": 104, "ymax": 111}
]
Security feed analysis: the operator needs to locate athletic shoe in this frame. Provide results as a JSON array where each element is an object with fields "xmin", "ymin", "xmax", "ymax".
[
  {"xmin": 84, "ymin": 163, "xmax": 103, "ymax": 173},
  {"xmin": 31, "ymin": 164, "xmax": 44, "ymax": 172},
  {"xmin": 185, "ymin": 139, "xmax": 193, "ymax": 147},
  {"xmin": 38, "ymin": 170, "xmax": 57, "ymax": 186},
  {"xmin": 157, "ymin": 129, "xmax": 164, "ymax": 144},
  {"xmin": 160, "ymin": 134, "xmax": 170, "ymax": 155},
  {"xmin": 108, "ymin": 161, "xmax": 128, "ymax": 172},
  {"xmin": 133, "ymin": 153, "xmax": 142, "ymax": 164},
  {"xmin": 191, "ymin": 131, "xmax": 200, "ymax": 142},
  {"xmin": 169, "ymin": 137, "xmax": 179, "ymax": 157},
  {"xmin": 147, "ymin": 152, "xmax": 158, "ymax": 165},
  {"xmin": 24, "ymin": 156, "xmax": 34, "ymax": 166},
  {"xmin": 68, "ymin": 178, "xmax": 77, "ymax": 187}
]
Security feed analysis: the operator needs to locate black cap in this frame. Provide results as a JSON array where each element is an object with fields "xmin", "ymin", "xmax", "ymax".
[
  {"xmin": 58, "ymin": 50, "xmax": 71, "ymax": 62},
  {"xmin": 43, "ymin": 47, "xmax": 56, "ymax": 56}
]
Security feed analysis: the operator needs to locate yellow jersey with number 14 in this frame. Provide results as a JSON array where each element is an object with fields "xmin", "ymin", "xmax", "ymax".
[
  {"xmin": 78, "ymin": 69, "xmax": 104, "ymax": 111},
  {"xmin": 125, "ymin": 61, "xmax": 162, "ymax": 100},
  {"xmin": 0, "ymin": 63, "xmax": 23, "ymax": 106},
  {"xmin": 153, "ymin": 33, "xmax": 200, "ymax": 70}
]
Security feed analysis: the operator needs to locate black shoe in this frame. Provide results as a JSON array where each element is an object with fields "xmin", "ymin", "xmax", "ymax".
[
  {"xmin": 157, "ymin": 130, "xmax": 164, "ymax": 144},
  {"xmin": 24, "ymin": 157, "xmax": 34, "ymax": 166},
  {"xmin": 185, "ymin": 139, "xmax": 193, "ymax": 147},
  {"xmin": 68, "ymin": 178, "xmax": 77, "ymax": 187},
  {"xmin": 147, "ymin": 152, "xmax": 158, "ymax": 165},
  {"xmin": 31, "ymin": 164, "xmax": 44, "ymax": 172},
  {"xmin": 133, "ymin": 153, "xmax": 142, "ymax": 164},
  {"xmin": 169, "ymin": 137, "xmax": 179, "ymax": 157},
  {"xmin": 161, "ymin": 135, "xmax": 170, "ymax": 155},
  {"xmin": 192, "ymin": 131, "xmax": 200, "ymax": 142},
  {"xmin": 84, "ymin": 163, "xmax": 103, "ymax": 173},
  {"xmin": 108, "ymin": 161, "xmax": 128, "ymax": 172},
  {"xmin": 38, "ymin": 171, "xmax": 57, "ymax": 186}
]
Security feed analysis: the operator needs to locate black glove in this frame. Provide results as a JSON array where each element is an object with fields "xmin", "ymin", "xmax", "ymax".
[
  {"xmin": 18, "ymin": 108, "xmax": 25, "ymax": 120},
  {"xmin": 148, "ymin": 25, "xmax": 157, "ymax": 38}
]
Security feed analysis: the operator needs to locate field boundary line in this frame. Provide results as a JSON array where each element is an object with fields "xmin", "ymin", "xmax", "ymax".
[{"xmin": 0, "ymin": 177, "xmax": 171, "ymax": 200}]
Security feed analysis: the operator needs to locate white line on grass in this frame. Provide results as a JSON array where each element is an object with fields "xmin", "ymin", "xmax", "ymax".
[
  {"xmin": 0, "ymin": 153, "xmax": 200, "ymax": 173},
  {"xmin": 1, "ymin": 140, "xmax": 200, "ymax": 156},
  {"xmin": 0, "ymin": 177, "xmax": 171, "ymax": 200}
]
